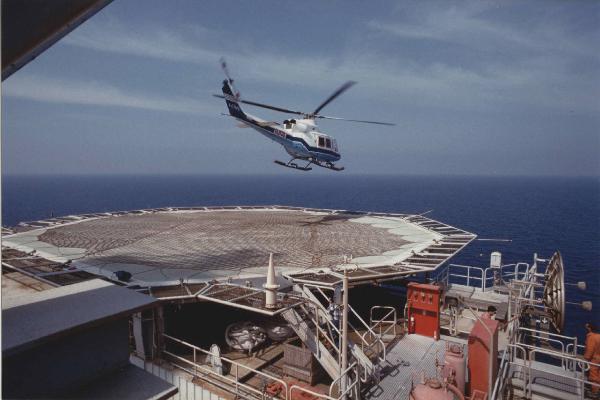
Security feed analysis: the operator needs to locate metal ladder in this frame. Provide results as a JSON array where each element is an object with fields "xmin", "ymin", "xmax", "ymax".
[
  {"xmin": 281, "ymin": 305, "xmax": 341, "ymax": 380},
  {"xmin": 294, "ymin": 285, "xmax": 382, "ymax": 384}
]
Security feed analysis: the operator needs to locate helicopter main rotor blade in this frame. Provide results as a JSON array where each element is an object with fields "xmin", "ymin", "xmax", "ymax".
[
  {"xmin": 315, "ymin": 115, "xmax": 396, "ymax": 126},
  {"xmin": 312, "ymin": 81, "xmax": 356, "ymax": 115},
  {"xmin": 213, "ymin": 94, "xmax": 306, "ymax": 116}
]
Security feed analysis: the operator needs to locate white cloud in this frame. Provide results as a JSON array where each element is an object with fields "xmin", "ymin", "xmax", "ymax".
[
  {"xmin": 367, "ymin": 3, "xmax": 599, "ymax": 60},
  {"xmin": 59, "ymin": 22, "xmax": 495, "ymax": 107},
  {"xmin": 64, "ymin": 24, "xmax": 221, "ymax": 66},
  {"xmin": 63, "ymin": 21, "xmax": 335, "ymax": 87},
  {"xmin": 3, "ymin": 74, "xmax": 216, "ymax": 114},
  {"xmin": 50, "ymin": 9, "xmax": 600, "ymax": 113}
]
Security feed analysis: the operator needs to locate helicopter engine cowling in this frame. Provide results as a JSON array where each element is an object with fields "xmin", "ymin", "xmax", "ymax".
[{"xmin": 294, "ymin": 123, "xmax": 308, "ymax": 132}]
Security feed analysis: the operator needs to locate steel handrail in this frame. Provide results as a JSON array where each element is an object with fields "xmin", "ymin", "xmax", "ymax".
[
  {"xmin": 518, "ymin": 335, "xmax": 566, "ymax": 354},
  {"xmin": 513, "ymin": 262, "xmax": 531, "ymax": 282},
  {"xmin": 566, "ymin": 343, "xmax": 586, "ymax": 355},
  {"xmin": 297, "ymin": 302, "xmax": 341, "ymax": 364},
  {"xmin": 446, "ymin": 262, "xmax": 534, "ymax": 292},
  {"xmin": 345, "ymin": 318, "xmax": 380, "ymax": 383},
  {"xmin": 292, "ymin": 296, "xmax": 342, "ymax": 361},
  {"xmin": 347, "ymin": 305, "xmax": 386, "ymax": 362},
  {"xmin": 495, "ymin": 344, "xmax": 529, "ymax": 399},
  {"xmin": 491, "ymin": 344, "xmax": 521, "ymax": 400},
  {"xmin": 154, "ymin": 357, "xmax": 259, "ymax": 399},
  {"xmin": 518, "ymin": 326, "xmax": 578, "ymax": 342},
  {"xmin": 329, "ymin": 361, "xmax": 359, "ymax": 397},
  {"xmin": 294, "ymin": 295, "xmax": 371, "ymax": 383},
  {"xmin": 449, "ymin": 273, "xmax": 483, "ymax": 280},
  {"xmin": 291, "ymin": 385, "xmax": 336, "ymax": 400},
  {"xmin": 351, "ymin": 309, "xmax": 387, "ymax": 361},
  {"xmin": 566, "ymin": 344, "xmax": 588, "ymax": 370},
  {"xmin": 517, "ymin": 326, "xmax": 579, "ymax": 366},
  {"xmin": 447, "ymin": 264, "xmax": 486, "ymax": 290},
  {"xmin": 163, "ymin": 334, "xmax": 289, "ymax": 400},
  {"xmin": 369, "ymin": 306, "xmax": 397, "ymax": 337},
  {"xmin": 527, "ymin": 348, "xmax": 600, "ymax": 399},
  {"xmin": 515, "ymin": 341, "xmax": 567, "ymax": 363},
  {"xmin": 164, "ymin": 349, "xmax": 286, "ymax": 400},
  {"xmin": 528, "ymin": 348, "xmax": 600, "ymax": 370},
  {"xmin": 366, "ymin": 306, "xmax": 396, "ymax": 354}
]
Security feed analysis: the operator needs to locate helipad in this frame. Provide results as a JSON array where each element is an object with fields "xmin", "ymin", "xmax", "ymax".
[{"xmin": 2, "ymin": 206, "xmax": 476, "ymax": 286}]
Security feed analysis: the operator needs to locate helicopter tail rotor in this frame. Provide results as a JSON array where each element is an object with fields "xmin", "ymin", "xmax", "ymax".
[{"xmin": 220, "ymin": 58, "xmax": 240, "ymax": 99}]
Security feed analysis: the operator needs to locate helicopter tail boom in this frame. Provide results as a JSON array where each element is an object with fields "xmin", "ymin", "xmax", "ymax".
[{"xmin": 221, "ymin": 79, "xmax": 246, "ymax": 120}]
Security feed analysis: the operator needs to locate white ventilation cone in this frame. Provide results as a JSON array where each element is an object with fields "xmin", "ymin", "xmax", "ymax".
[{"xmin": 264, "ymin": 253, "xmax": 280, "ymax": 309}]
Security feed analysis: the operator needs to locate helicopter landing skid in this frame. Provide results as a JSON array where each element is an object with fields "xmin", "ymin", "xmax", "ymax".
[
  {"xmin": 313, "ymin": 160, "xmax": 345, "ymax": 171},
  {"xmin": 274, "ymin": 160, "xmax": 312, "ymax": 171}
]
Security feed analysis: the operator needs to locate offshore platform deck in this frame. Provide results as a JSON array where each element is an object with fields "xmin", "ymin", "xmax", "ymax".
[{"xmin": 2, "ymin": 206, "xmax": 596, "ymax": 400}]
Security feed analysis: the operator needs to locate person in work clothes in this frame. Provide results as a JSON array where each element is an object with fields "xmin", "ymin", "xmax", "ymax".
[
  {"xmin": 585, "ymin": 322, "xmax": 600, "ymax": 397},
  {"xmin": 328, "ymin": 301, "xmax": 341, "ymax": 348}
]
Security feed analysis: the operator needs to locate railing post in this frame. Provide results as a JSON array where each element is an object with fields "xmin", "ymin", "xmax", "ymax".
[
  {"xmin": 340, "ymin": 272, "xmax": 349, "ymax": 400},
  {"xmin": 235, "ymin": 363, "xmax": 239, "ymax": 393},
  {"xmin": 193, "ymin": 347, "xmax": 196, "ymax": 376},
  {"xmin": 467, "ymin": 267, "xmax": 470, "ymax": 287}
]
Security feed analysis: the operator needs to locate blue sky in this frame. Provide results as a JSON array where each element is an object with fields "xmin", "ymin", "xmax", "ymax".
[{"xmin": 2, "ymin": 0, "xmax": 599, "ymax": 175}]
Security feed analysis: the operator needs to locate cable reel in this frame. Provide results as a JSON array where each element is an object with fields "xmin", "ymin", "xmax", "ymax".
[{"xmin": 542, "ymin": 251, "xmax": 565, "ymax": 333}]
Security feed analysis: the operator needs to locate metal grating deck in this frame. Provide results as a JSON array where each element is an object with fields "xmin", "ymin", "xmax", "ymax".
[
  {"xmin": 3, "ymin": 206, "xmax": 475, "ymax": 285},
  {"xmin": 365, "ymin": 334, "xmax": 451, "ymax": 400}
]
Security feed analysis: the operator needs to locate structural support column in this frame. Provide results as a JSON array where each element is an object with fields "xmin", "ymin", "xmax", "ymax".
[
  {"xmin": 132, "ymin": 312, "xmax": 145, "ymax": 359},
  {"xmin": 154, "ymin": 306, "xmax": 165, "ymax": 359},
  {"xmin": 340, "ymin": 271, "xmax": 349, "ymax": 399},
  {"xmin": 133, "ymin": 307, "xmax": 161, "ymax": 360}
]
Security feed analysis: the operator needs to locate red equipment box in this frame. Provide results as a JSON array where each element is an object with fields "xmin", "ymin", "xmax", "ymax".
[{"xmin": 406, "ymin": 283, "xmax": 442, "ymax": 338}]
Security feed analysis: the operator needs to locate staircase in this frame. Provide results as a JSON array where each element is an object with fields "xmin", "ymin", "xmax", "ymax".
[
  {"xmin": 281, "ymin": 306, "xmax": 340, "ymax": 380},
  {"xmin": 283, "ymin": 285, "xmax": 384, "ymax": 385}
]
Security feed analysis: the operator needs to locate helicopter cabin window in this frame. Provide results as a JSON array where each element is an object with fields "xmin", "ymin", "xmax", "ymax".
[{"xmin": 318, "ymin": 136, "xmax": 332, "ymax": 149}]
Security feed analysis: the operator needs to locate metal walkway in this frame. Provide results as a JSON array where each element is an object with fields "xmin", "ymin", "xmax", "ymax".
[
  {"xmin": 508, "ymin": 359, "xmax": 584, "ymax": 400},
  {"xmin": 364, "ymin": 334, "xmax": 448, "ymax": 400}
]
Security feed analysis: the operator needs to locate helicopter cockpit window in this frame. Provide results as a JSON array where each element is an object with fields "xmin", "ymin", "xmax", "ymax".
[
  {"xmin": 325, "ymin": 138, "xmax": 332, "ymax": 148},
  {"xmin": 318, "ymin": 137, "xmax": 325, "ymax": 147}
]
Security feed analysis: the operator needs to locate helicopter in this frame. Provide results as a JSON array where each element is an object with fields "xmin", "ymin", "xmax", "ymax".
[{"xmin": 214, "ymin": 59, "xmax": 395, "ymax": 171}]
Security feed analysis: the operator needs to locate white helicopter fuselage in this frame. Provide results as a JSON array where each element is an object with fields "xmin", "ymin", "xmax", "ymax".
[{"xmin": 240, "ymin": 112, "xmax": 341, "ymax": 163}]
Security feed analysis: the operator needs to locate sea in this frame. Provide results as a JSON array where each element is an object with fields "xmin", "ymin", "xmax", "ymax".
[{"xmin": 2, "ymin": 174, "xmax": 599, "ymax": 342}]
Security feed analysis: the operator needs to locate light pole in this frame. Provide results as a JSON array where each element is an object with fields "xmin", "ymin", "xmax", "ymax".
[{"xmin": 340, "ymin": 270, "xmax": 349, "ymax": 399}]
